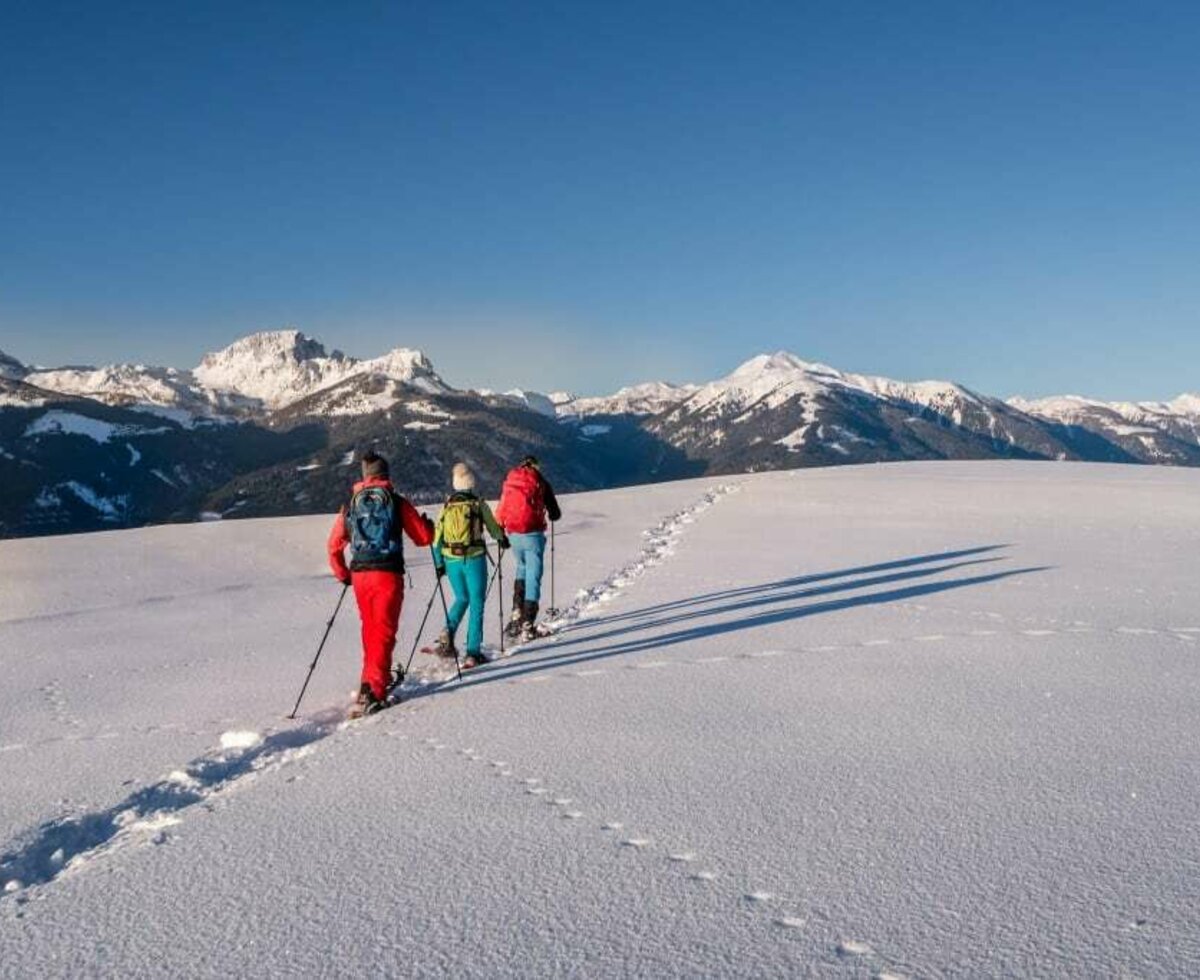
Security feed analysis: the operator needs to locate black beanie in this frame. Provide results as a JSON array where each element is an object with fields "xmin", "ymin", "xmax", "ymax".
[{"xmin": 361, "ymin": 451, "xmax": 389, "ymax": 480}]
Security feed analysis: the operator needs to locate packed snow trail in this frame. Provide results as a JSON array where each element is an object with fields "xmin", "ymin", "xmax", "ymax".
[{"xmin": 3, "ymin": 463, "xmax": 1200, "ymax": 977}]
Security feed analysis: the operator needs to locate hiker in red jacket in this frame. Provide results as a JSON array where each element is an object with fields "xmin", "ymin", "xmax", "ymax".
[
  {"xmin": 328, "ymin": 451, "xmax": 433, "ymax": 715},
  {"xmin": 495, "ymin": 455, "xmax": 561, "ymax": 640}
]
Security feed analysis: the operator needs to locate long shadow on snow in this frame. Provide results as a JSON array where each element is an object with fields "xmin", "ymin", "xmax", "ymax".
[
  {"xmin": 450, "ymin": 563, "xmax": 1049, "ymax": 691},
  {"xmin": 535, "ymin": 555, "xmax": 1010, "ymax": 658},
  {"xmin": 574, "ymin": 545, "xmax": 1009, "ymax": 632},
  {"xmin": 0, "ymin": 717, "xmax": 337, "ymax": 897}
]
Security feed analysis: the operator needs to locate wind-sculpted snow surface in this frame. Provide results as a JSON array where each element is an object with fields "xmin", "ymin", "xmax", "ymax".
[{"xmin": 2, "ymin": 463, "xmax": 1200, "ymax": 977}]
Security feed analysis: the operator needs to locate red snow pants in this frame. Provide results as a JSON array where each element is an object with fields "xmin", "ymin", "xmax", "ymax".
[{"xmin": 352, "ymin": 570, "xmax": 404, "ymax": 700}]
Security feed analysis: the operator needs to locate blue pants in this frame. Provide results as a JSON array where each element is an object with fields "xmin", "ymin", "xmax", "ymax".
[
  {"xmin": 445, "ymin": 555, "xmax": 488, "ymax": 655},
  {"xmin": 509, "ymin": 531, "xmax": 546, "ymax": 602}
]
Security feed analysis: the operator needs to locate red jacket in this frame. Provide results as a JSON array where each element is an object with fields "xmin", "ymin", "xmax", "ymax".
[{"xmin": 328, "ymin": 477, "xmax": 433, "ymax": 581}]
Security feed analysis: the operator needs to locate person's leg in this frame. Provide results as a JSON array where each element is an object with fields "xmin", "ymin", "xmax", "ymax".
[
  {"xmin": 357, "ymin": 571, "xmax": 403, "ymax": 701},
  {"xmin": 445, "ymin": 560, "xmax": 470, "ymax": 639},
  {"xmin": 464, "ymin": 556, "xmax": 488, "ymax": 655},
  {"xmin": 506, "ymin": 534, "xmax": 529, "ymax": 633},
  {"xmin": 523, "ymin": 532, "xmax": 546, "ymax": 602},
  {"xmin": 510, "ymin": 535, "xmax": 529, "ymax": 590},
  {"xmin": 352, "ymin": 574, "xmax": 372, "ymax": 694}
]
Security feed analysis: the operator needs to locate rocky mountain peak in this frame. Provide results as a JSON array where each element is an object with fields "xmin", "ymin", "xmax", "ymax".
[
  {"xmin": 193, "ymin": 329, "xmax": 353, "ymax": 409},
  {"xmin": 0, "ymin": 350, "xmax": 28, "ymax": 381},
  {"xmin": 358, "ymin": 347, "xmax": 447, "ymax": 392}
]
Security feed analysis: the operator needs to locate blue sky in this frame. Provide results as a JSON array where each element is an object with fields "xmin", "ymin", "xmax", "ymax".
[{"xmin": 1, "ymin": 0, "xmax": 1197, "ymax": 399}]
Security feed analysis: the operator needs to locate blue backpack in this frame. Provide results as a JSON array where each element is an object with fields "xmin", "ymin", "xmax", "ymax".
[{"xmin": 347, "ymin": 485, "xmax": 402, "ymax": 570}]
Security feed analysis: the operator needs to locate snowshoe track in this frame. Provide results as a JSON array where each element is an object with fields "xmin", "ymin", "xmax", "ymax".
[{"xmin": 0, "ymin": 714, "xmax": 340, "ymax": 898}]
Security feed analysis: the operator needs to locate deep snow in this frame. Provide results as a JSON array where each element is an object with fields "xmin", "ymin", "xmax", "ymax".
[{"xmin": 1, "ymin": 462, "xmax": 1199, "ymax": 977}]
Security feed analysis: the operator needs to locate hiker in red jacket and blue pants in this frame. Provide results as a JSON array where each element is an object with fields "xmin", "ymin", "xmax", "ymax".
[
  {"xmin": 328, "ymin": 451, "xmax": 433, "ymax": 715},
  {"xmin": 496, "ymin": 455, "xmax": 562, "ymax": 641}
]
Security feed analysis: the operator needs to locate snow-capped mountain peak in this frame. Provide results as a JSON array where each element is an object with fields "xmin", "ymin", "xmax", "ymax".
[
  {"xmin": 357, "ymin": 347, "xmax": 448, "ymax": 394},
  {"xmin": 1166, "ymin": 393, "xmax": 1200, "ymax": 416},
  {"xmin": 728, "ymin": 350, "xmax": 838, "ymax": 381},
  {"xmin": 192, "ymin": 331, "xmax": 448, "ymax": 409},
  {"xmin": 555, "ymin": 381, "xmax": 700, "ymax": 418},
  {"xmin": 684, "ymin": 350, "xmax": 843, "ymax": 418},
  {"xmin": 192, "ymin": 329, "xmax": 354, "ymax": 408}
]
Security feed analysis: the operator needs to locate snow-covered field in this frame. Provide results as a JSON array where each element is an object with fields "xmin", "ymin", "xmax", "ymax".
[{"xmin": 2, "ymin": 462, "xmax": 1199, "ymax": 977}]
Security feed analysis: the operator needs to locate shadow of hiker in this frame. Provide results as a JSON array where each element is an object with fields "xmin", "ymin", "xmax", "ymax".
[
  {"xmin": 536, "ymin": 554, "xmax": 1011, "ymax": 658},
  {"xmin": 575, "ymin": 544, "xmax": 1011, "ymax": 632},
  {"xmin": 452, "ymin": 562, "xmax": 1049, "ymax": 692}
]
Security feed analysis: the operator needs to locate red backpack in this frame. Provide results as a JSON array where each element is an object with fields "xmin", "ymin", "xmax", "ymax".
[{"xmin": 498, "ymin": 466, "xmax": 546, "ymax": 533}]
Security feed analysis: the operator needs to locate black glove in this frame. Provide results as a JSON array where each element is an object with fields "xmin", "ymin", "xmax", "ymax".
[
  {"xmin": 423, "ymin": 515, "xmax": 435, "ymax": 535},
  {"xmin": 498, "ymin": 536, "xmax": 510, "ymax": 551},
  {"xmin": 435, "ymin": 565, "xmax": 446, "ymax": 580}
]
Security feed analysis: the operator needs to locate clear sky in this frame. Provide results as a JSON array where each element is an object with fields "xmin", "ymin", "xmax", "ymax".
[{"xmin": 1, "ymin": 0, "xmax": 1198, "ymax": 400}]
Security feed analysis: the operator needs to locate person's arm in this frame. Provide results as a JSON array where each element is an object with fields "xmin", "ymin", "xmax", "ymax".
[
  {"xmin": 480, "ymin": 500, "xmax": 508, "ymax": 547},
  {"xmin": 430, "ymin": 511, "xmax": 446, "ymax": 573},
  {"xmin": 327, "ymin": 508, "xmax": 351, "ymax": 584},
  {"xmin": 398, "ymin": 497, "xmax": 434, "ymax": 548},
  {"xmin": 541, "ymin": 477, "xmax": 562, "ymax": 522}
]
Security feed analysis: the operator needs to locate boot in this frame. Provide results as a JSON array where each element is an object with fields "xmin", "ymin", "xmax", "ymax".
[
  {"xmin": 432, "ymin": 628, "xmax": 458, "ymax": 659},
  {"xmin": 505, "ymin": 580, "xmax": 526, "ymax": 638},
  {"xmin": 519, "ymin": 600, "xmax": 539, "ymax": 642},
  {"xmin": 350, "ymin": 682, "xmax": 385, "ymax": 719}
]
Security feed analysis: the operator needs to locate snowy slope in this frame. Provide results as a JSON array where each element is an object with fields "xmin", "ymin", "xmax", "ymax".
[
  {"xmin": 2, "ymin": 462, "xmax": 1199, "ymax": 976},
  {"xmin": 0, "ymin": 378, "xmax": 48, "ymax": 408},
  {"xmin": 23, "ymin": 363, "xmax": 247, "ymax": 422}
]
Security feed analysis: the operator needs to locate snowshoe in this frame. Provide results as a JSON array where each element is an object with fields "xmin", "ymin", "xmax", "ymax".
[
  {"xmin": 504, "ymin": 611, "xmax": 524, "ymax": 639},
  {"xmin": 426, "ymin": 629, "xmax": 458, "ymax": 660},
  {"xmin": 517, "ymin": 600, "xmax": 542, "ymax": 643},
  {"xmin": 505, "ymin": 580, "xmax": 526, "ymax": 638},
  {"xmin": 460, "ymin": 652, "xmax": 488, "ymax": 670}
]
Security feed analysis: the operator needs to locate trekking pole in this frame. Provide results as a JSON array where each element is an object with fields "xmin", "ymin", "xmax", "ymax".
[
  {"xmin": 391, "ymin": 582, "xmax": 441, "ymax": 697},
  {"xmin": 549, "ymin": 520, "xmax": 558, "ymax": 616},
  {"xmin": 432, "ymin": 546, "xmax": 462, "ymax": 682},
  {"xmin": 481, "ymin": 545, "xmax": 504, "ymax": 653},
  {"xmin": 287, "ymin": 583, "xmax": 349, "ymax": 719},
  {"xmin": 483, "ymin": 546, "xmax": 500, "ymax": 601},
  {"xmin": 497, "ymin": 546, "xmax": 506, "ymax": 655}
]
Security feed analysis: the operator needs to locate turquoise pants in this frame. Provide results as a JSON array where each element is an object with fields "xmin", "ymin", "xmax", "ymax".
[
  {"xmin": 445, "ymin": 555, "xmax": 488, "ymax": 655},
  {"xmin": 509, "ymin": 531, "xmax": 546, "ymax": 602}
]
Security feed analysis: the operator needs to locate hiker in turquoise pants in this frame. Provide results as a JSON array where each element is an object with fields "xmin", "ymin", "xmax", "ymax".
[{"xmin": 431, "ymin": 463, "xmax": 508, "ymax": 668}]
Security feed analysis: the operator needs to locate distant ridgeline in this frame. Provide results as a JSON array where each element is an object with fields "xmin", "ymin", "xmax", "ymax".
[{"xmin": 2, "ymin": 332, "xmax": 1197, "ymax": 538}]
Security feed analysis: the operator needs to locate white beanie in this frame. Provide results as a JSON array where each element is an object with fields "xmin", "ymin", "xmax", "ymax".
[{"xmin": 452, "ymin": 462, "xmax": 476, "ymax": 492}]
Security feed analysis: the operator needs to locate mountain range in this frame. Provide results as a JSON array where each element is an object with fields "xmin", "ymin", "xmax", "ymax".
[{"xmin": 1, "ymin": 329, "xmax": 1197, "ymax": 537}]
